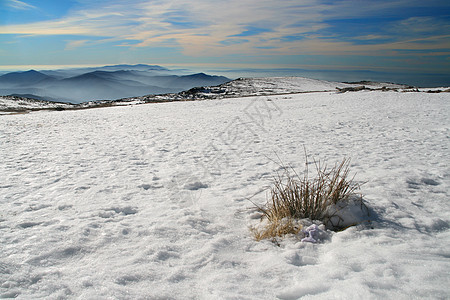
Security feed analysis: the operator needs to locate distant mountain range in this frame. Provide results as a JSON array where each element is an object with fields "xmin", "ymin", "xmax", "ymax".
[{"xmin": 0, "ymin": 64, "xmax": 230, "ymax": 103}]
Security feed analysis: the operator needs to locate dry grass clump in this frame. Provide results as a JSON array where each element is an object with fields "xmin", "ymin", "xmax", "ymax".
[
  {"xmin": 252, "ymin": 157, "xmax": 363, "ymax": 240},
  {"xmin": 251, "ymin": 217, "xmax": 302, "ymax": 242}
]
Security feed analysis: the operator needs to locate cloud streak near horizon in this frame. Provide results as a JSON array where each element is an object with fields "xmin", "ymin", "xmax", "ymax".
[{"xmin": 0, "ymin": 0, "xmax": 449, "ymax": 76}]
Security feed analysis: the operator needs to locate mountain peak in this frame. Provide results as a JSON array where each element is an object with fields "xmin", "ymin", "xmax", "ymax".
[
  {"xmin": 0, "ymin": 69, "xmax": 53, "ymax": 83},
  {"xmin": 99, "ymin": 64, "xmax": 169, "ymax": 72},
  {"xmin": 18, "ymin": 69, "xmax": 47, "ymax": 76},
  {"xmin": 183, "ymin": 73, "xmax": 222, "ymax": 78}
]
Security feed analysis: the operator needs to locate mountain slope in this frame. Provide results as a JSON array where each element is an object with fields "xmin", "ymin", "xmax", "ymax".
[
  {"xmin": 171, "ymin": 73, "xmax": 231, "ymax": 89},
  {"xmin": 0, "ymin": 65, "xmax": 231, "ymax": 103},
  {"xmin": 0, "ymin": 95, "xmax": 74, "ymax": 113},
  {"xmin": 0, "ymin": 70, "xmax": 56, "ymax": 86}
]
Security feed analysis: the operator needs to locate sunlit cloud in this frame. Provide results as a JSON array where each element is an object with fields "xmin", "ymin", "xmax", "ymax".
[
  {"xmin": 65, "ymin": 39, "xmax": 89, "ymax": 50},
  {"xmin": 0, "ymin": 0, "xmax": 329, "ymax": 54},
  {"xmin": 0, "ymin": 0, "xmax": 448, "ymax": 71}
]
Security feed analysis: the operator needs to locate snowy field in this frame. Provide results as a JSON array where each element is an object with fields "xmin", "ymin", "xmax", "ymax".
[{"xmin": 1, "ymin": 90, "xmax": 449, "ymax": 299}]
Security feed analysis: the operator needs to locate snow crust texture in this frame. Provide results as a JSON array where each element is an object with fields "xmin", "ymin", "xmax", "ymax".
[{"xmin": 1, "ymin": 90, "xmax": 449, "ymax": 299}]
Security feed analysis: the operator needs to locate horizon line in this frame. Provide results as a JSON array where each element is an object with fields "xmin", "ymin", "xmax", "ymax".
[{"xmin": 2, "ymin": 62, "xmax": 448, "ymax": 74}]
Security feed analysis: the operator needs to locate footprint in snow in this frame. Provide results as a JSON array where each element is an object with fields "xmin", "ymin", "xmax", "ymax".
[
  {"xmin": 183, "ymin": 181, "xmax": 208, "ymax": 191},
  {"xmin": 18, "ymin": 221, "xmax": 42, "ymax": 228},
  {"xmin": 99, "ymin": 206, "xmax": 139, "ymax": 218},
  {"xmin": 420, "ymin": 178, "xmax": 440, "ymax": 186},
  {"xmin": 115, "ymin": 274, "xmax": 142, "ymax": 286},
  {"xmin": 407, "ymin": 177, "xmax": 440, "ymax": 189},
  {"xmin": 0, "ymin": 262, "xmax": 13, "ymax": 274},
  {"xmin": 138, "ymin": 183, "xmax": 163, "ymax": 190}
]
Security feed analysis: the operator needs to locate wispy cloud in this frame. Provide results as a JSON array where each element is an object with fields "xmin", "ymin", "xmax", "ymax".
[
  {"xmin": 6, "ymin": 0, "xmax": 37, "ymax": 11},
  {"xmin": 0, "ymin": 0, "xmax": 448, "ymax": 59},
  {"xmin": 65, "ymin": 40, "xmax": 89, "ymax": 51},
  {"xmin": 390, "ymin": 16, "xmax": 450, "ymax": 35}
]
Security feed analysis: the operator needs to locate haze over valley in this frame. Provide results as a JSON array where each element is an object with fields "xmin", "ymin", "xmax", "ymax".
[{"xmin": 0, "ymin": 64, "xmax": 230, "ymax": 103}]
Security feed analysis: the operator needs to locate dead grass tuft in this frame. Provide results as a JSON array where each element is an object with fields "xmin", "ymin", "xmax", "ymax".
[
  {"xmin": 251, "ymin": 216, "xmax": 302, "ymax": 242},
  {"xmin": 252, "ymin": 156, "xmax": 364, "ymax": 240}
]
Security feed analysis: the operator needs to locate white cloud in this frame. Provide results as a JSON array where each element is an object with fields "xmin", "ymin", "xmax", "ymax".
[
  {"xmin": 0, "ymin": 0, "xmax": 448, "ymax": 58},
  {"xmin": 6, "ymin": 0, "xmax": 37, "ymax": 11},
  {"xmin": 0, "ymin": 0, "xmax": 326, "ymax": 54}
]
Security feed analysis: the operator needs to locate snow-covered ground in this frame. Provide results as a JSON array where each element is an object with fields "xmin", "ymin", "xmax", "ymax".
[
  {"xmin": 0, "ymin": 96, "xmax": 74, "ymax": 114},
  {"xmin": 1, "ymin": 90, "xmax": 449, "ymax": 299},
  {"xmin": 215, "ymin": 77, "xmax": 408, "ymax": 95}
]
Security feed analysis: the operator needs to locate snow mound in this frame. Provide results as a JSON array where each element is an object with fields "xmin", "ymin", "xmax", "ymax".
[{"xmin": 325, "ymin": 195, "xmax": 371, "ymax": 230}]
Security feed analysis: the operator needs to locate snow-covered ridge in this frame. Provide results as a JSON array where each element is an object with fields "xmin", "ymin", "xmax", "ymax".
[
  {"xmin": 129, "ymin": 77, "xmax": 415, "ymax": 102},
  {"xmin": 0, "ymin": 96, "xmax": 74, "ymax": 114},
  {"xmin": 1, "ymin": 76, "xmax": 449, "ymax": 114}
]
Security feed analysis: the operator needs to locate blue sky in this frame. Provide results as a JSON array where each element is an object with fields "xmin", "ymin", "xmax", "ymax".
[{"xmin": 0, "ymin": 0, "xmax": 449, "ymax": 85}]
